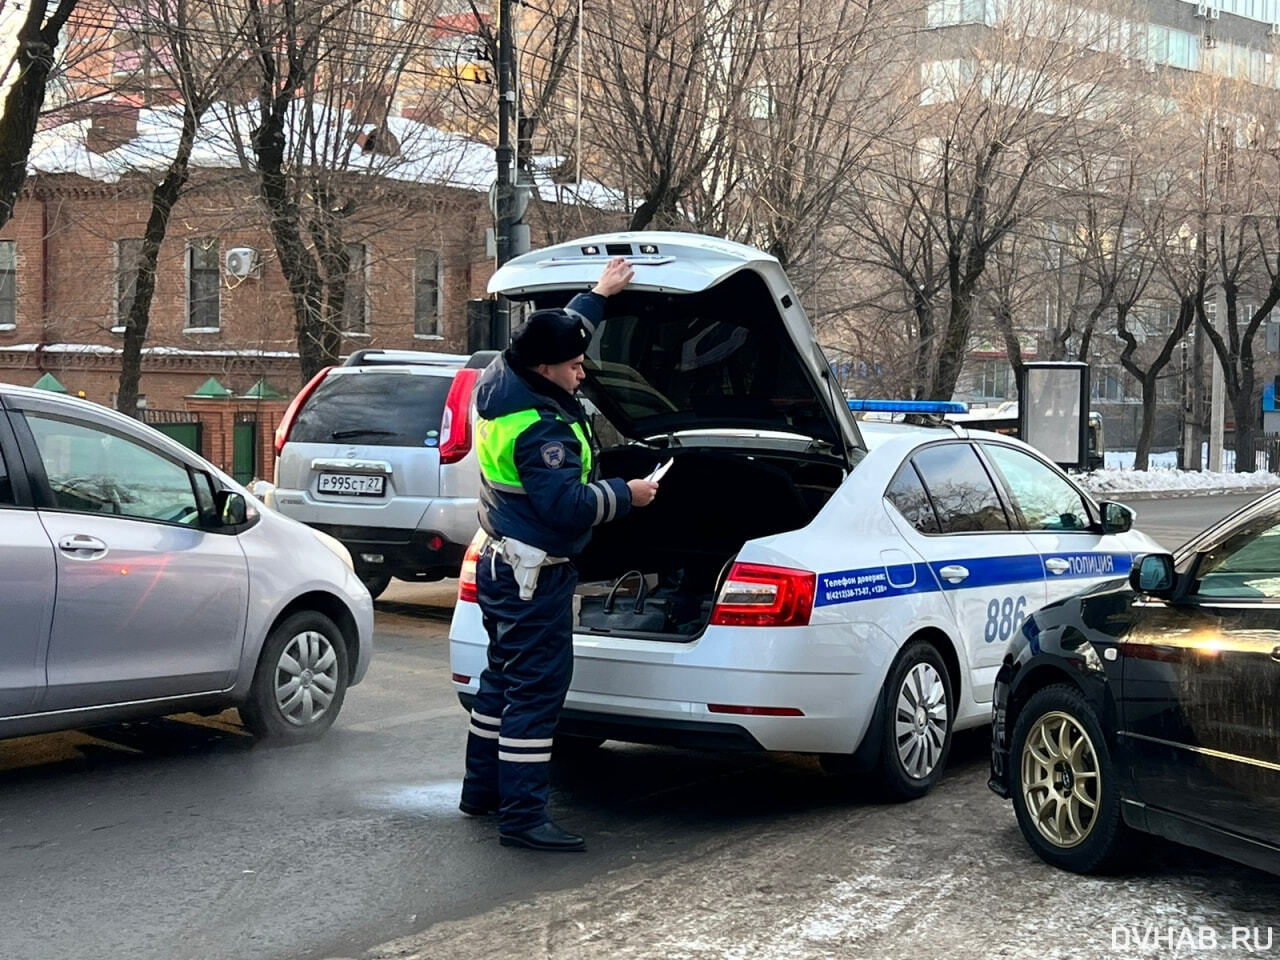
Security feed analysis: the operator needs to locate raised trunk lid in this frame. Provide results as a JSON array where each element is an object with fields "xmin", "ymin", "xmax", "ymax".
[{"xmin": 488, "ymin": 232, "xmax": 863, "ymax": 468}]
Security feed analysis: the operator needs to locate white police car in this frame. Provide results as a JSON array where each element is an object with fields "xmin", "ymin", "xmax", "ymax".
[{"xmin": 448, "ymin": 232, "xmax": 1161, "ymax": 798}]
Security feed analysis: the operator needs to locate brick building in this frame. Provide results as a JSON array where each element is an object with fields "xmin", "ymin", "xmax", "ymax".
[{"xmin": 0, "ymin": 100, "xmax": 620, "ymax": 480}]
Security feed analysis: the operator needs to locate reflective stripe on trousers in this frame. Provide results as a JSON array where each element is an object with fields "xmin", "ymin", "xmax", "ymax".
[{"xmin": 461, "ymin": 550, "xmax": 577, "ymax": 832}]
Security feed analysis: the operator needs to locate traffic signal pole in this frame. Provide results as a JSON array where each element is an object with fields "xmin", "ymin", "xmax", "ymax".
[{"xmin": 493, "ymin": 0, "xmax": 515, "ymax": 348}]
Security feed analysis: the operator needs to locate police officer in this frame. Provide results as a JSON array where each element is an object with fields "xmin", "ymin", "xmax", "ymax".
[{"xmin": 460, "ymin": 257, "xmax": 657, "ymax": 852}]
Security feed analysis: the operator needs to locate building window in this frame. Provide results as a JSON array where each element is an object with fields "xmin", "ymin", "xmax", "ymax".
[
  {"xmin": 115, "ymin": 237, "xmax": 143, "ymax": 332},
  {"xmin": 342, "ymin": 242, "xmax": 368, "ymax": 333},
  {"xmin": 186, "ymin": 238, "xmax": 220, "ymax": 330},
  {"xmin": 1091, "ymin": 364, "xmax": 1137, "ymax": 402},
  {"xmin": 414, "ymin": 249, "xmax": 442, "ymax": 336},
  {"xmin": 973, "ymin": 359, "xmax": 1012, "ymax": 400},
  {"xmin": 0, "ymin": 241, "xmax": 14, "ymax": 329}
]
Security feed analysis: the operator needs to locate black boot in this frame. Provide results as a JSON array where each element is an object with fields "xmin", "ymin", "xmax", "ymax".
[{"xmin": 499, "ymin": 820, "xmax": 586, "ymax": 852}]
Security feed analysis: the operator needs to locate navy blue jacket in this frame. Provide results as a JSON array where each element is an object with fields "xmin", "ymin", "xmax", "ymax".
[{"xmin": 474, "ymin": 295, "xmax": 632, "ymax": 558}]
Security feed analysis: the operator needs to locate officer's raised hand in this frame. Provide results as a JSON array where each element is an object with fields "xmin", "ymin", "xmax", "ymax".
[{"xmin": 592, "ymin": 256, "xmax": 634, "ymax": 296}]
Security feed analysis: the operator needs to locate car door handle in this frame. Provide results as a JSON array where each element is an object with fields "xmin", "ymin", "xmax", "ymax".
[
  {"xmin": 938, "ymin": 565, "xmax": 969, "ymax": 584},
  {"xmin": 57, "ymin": 534, "xmax": 108, "ymax": 559},
  {"xmin": 1045, "ymin": 558, "xmax": 1071, "ymax": 575}
]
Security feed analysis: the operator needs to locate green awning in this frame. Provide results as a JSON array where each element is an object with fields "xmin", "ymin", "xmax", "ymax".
[
  {"xmin": 240, "ymin": 378, "xmax": 285, "ymax": 399},
  {"xmin": 189, "ymin": 376, "xmax": 233, "ymax": 398},
  {"xmin": 32, "ymin": 372, "xmax": 68, "ymax": 393}
]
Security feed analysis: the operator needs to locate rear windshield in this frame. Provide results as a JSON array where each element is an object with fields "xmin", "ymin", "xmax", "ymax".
[{"xmin": 291, "ymin": 371, "xmax": 452, "ymax": 447}]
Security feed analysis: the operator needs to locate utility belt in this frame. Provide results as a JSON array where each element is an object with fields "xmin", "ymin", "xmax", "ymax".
[{"xmin": 481, "ymin": 533, "xmax": 569, "ymax": 601}]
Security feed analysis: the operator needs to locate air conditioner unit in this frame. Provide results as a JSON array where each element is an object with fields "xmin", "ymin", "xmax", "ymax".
[
  {"xmin": 224, "ymin": 247, "xmax": 259, "ymax": 278},
  {"xmin": 1270, "ymin": 21, "xmax": 1280, "ymax": 35},
  {"xmin": 1195, "ymin": 2, "xmax": 1209, "ymax": 16},
  {"xmin": 1208, "ymin": 5, "xmax": 1221, "ymax": 17}
]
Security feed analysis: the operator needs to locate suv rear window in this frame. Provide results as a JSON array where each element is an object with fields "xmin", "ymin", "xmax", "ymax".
[{"xmin": 290, "ymin": 371, "xmax": 453, "ymax": 448}]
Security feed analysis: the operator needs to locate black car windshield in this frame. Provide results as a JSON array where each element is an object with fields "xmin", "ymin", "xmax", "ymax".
[{"xmin": 291, "ymin": 372, "xmax": 452, "ymax": 447}]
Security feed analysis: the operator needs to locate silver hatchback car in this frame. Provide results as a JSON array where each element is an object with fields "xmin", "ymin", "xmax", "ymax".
[{"xmin": 0, "ymin": 384, "xmax": 374, "ymax": 743}]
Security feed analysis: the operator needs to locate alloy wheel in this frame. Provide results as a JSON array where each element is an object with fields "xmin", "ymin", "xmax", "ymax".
[
  {"xmin": 274, "ymin": 630, "xmax": 340, "ymax": 727},
  {"xmin": 1020, "ymin": 710, "xmax": 1101, "ymax": 848},
  {"xmin": 894, "ymin": 661, "xmax": 948, "ymax": 779}
]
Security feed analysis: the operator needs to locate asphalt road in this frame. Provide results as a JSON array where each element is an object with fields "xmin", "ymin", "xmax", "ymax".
[{"xmin": 0, "ymin": 492, "xmax": 1275, "ymax": 960}]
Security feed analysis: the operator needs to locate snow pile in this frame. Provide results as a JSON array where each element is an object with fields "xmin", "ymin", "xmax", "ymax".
[
  {"xmin": 1081, "ymin": 449, "xmax": 1280, "ymax": 495},
  {"xmin": 1082, "ymin": 467, "xmax": 1280, "ymax": 495}
]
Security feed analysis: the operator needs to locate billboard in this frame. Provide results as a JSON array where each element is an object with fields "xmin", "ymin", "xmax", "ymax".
[{"xmin": 1018, "ymin": 362, "xmax": 1089, "ymax": 472}]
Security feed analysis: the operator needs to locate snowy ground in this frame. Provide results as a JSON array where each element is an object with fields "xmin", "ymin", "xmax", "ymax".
[{"xmin": 1083, "ymin": 448, "xmax": 1280, "ymax": 495}]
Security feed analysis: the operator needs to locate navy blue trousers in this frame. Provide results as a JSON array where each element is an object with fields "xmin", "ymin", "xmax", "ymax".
[{"xmin": 461, "ymin": 548, "xmax": 577, "ymax": 833}]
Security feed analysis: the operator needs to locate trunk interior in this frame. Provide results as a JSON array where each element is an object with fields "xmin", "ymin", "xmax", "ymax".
[{"xmin": 573, "ymin": 445, "xmax": 844, "ymax": 641}]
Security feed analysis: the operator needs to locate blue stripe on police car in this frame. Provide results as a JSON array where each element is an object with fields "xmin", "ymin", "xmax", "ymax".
[{"xmin": 815, "ymin": 552, "xmax": 1135, "ymax": 608}]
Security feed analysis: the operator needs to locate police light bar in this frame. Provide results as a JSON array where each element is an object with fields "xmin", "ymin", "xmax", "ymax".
[{"xmin": 846, "ymin": 399, "xmax": 969, "ymax": 415}]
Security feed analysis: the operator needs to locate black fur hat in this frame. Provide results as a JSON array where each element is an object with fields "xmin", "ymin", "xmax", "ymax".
[{"xmin": 508, "ymin": 308, "xmax": 592, "ymax": 367}]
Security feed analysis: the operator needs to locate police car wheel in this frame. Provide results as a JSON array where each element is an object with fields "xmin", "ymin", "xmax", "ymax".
[
  {"xmin": 240, "ymin": 611, "xmax": 350, "ymax": 743},
  {"xmin": 878, "ymin": 641, "xmax": 954, "ymax": 801},
  {"xmin": 1008, "ymin": 684, "xmax": 1127, "ymax": 874}
]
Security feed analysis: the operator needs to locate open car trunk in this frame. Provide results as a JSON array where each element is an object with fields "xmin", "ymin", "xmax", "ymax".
[
  {"xmin": 572, "ymin": 444, "xmax": 844, "ymax": 641},
  {"xmin": 486, "ymin": 233, "xmax": 865, "ymax": 641}
]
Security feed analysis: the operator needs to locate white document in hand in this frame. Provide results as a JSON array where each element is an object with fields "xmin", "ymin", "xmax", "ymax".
[{"xmin": 646, "ymin": 458, "xmax": 674, "ymax": 482}]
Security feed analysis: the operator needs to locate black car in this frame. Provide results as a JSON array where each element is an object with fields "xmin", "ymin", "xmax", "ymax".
[{"xmin": 989, "ymin": 489, "xmax": 1280, "ymax": 876}]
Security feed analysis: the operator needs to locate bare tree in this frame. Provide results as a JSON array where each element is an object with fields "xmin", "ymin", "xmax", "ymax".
[
  {"xmin": 703, "ymin": 0, "xmax": 915, "ymax": 318},
  {"xmin": 241, "ymin": 0, "xmax": 456, "ymax": 379},
  {"xmin": 583, "ymin": 0, "xmax": 767, "ymax": 231},
  {"xmin": 0, "ymin": 0, "xmax": 79, "ymax": 228},
  {"xmin": 850, "ymin": 0, "xmax": 1132, "ymax": 400},
  {"xmin": 1189, "ymin": 80, "xmax": 1280, "ymax": 472},
  {"xmin": 112, "ymin": 0, "xmax": 253, "ymax": 414}
]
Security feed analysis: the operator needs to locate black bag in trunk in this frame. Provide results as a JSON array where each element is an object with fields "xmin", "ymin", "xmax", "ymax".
[{"xmin": 578, "ymin": 570, "xmax": 676, "ymax": 634}]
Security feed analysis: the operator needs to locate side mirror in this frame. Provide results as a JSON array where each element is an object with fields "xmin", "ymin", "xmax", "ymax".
[
  {"xmin": 215, "ymin": 490, "xmax": 248, "ymax": 526},
  {"xmin": 1099, "ymin": 500, "xmax": 1134, "ymax": 534},
  {"xmin": 1129, "ymin": 552, "xmax": 1175, "ymax": 597}
]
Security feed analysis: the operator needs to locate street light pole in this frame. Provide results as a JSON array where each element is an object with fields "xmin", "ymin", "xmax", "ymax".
[
  {"xmin": 1209, "ymin": 285, "xmax": 1226, "ymax": 471},
  {"xmin": 493, "ymin": 0, "xmax": 515, "ymax": 347}
]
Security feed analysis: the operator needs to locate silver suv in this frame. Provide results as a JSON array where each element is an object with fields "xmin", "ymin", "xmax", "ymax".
[{"xmin": 269, "ymin": 349, "xmax": 491, "ymax": 598}]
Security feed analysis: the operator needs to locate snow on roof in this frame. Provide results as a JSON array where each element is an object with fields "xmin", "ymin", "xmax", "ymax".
[{"xmin": 29, "ymin": 101, "xmax": 625, "ymax": 208}]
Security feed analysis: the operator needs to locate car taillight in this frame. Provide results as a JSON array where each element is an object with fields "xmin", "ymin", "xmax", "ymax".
[
  {"xmin": 458, "ymin": 536, "xmax": 483, "ymax": 603},
  {"xmin": 274, "ymin": 366, "xmax": 332, "ymax": 456},
  {"xmin": 440, "ymin": 368, "xmax": 482, "ymax": 465},
  {"xmin": 709, "ymin": 562, "xmax": 815, "ymax": 627}
]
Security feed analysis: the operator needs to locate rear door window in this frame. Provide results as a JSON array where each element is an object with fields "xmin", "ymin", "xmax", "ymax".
[
  {"xmin": 885, "ymin": 461, "xmax": 940, "ymax": 534},
  {"xmin": 910, "ymin": 442, "xmax": 1011, "ymax": 533},
  {"xmin": 290, "ymin": 372, "xmax": 452, "ymax": 448}
]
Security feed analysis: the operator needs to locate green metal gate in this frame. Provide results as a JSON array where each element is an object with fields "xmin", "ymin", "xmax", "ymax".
[
  {"xmin": 233, "ymin": 413, "xmax": 257, "ymax": 485},
  {"xmin": 144, "ymin": 411, "xmax": 202, "ymax": 455}
]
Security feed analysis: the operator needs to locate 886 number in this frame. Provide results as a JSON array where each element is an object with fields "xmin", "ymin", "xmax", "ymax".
[{"xmin": 984, "ymin": 595, "xmax": 1027, "ymax": 644}]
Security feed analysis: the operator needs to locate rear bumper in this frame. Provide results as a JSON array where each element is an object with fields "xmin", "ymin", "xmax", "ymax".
[
  {"xmin": 309, "ymin": 523, "xmax": 468, "ymax": 577},
  {"xmin": 448, "ymin": 598, "xmax": 897, "ymax": 755},
  {"xmin": 458, "ymin": 692, "xmax": 764, "ymax": 750}
]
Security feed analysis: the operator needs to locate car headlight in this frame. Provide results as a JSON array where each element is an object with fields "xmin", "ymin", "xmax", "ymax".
[{"xmin": 313, "ymin": 529, "xmax": 354, "ymax": 571}]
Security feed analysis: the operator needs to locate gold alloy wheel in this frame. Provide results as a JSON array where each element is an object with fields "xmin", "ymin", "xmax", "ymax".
[{"xmin": 1020, "ymin": 710, "xmax": 1102, "ymax": 848}]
